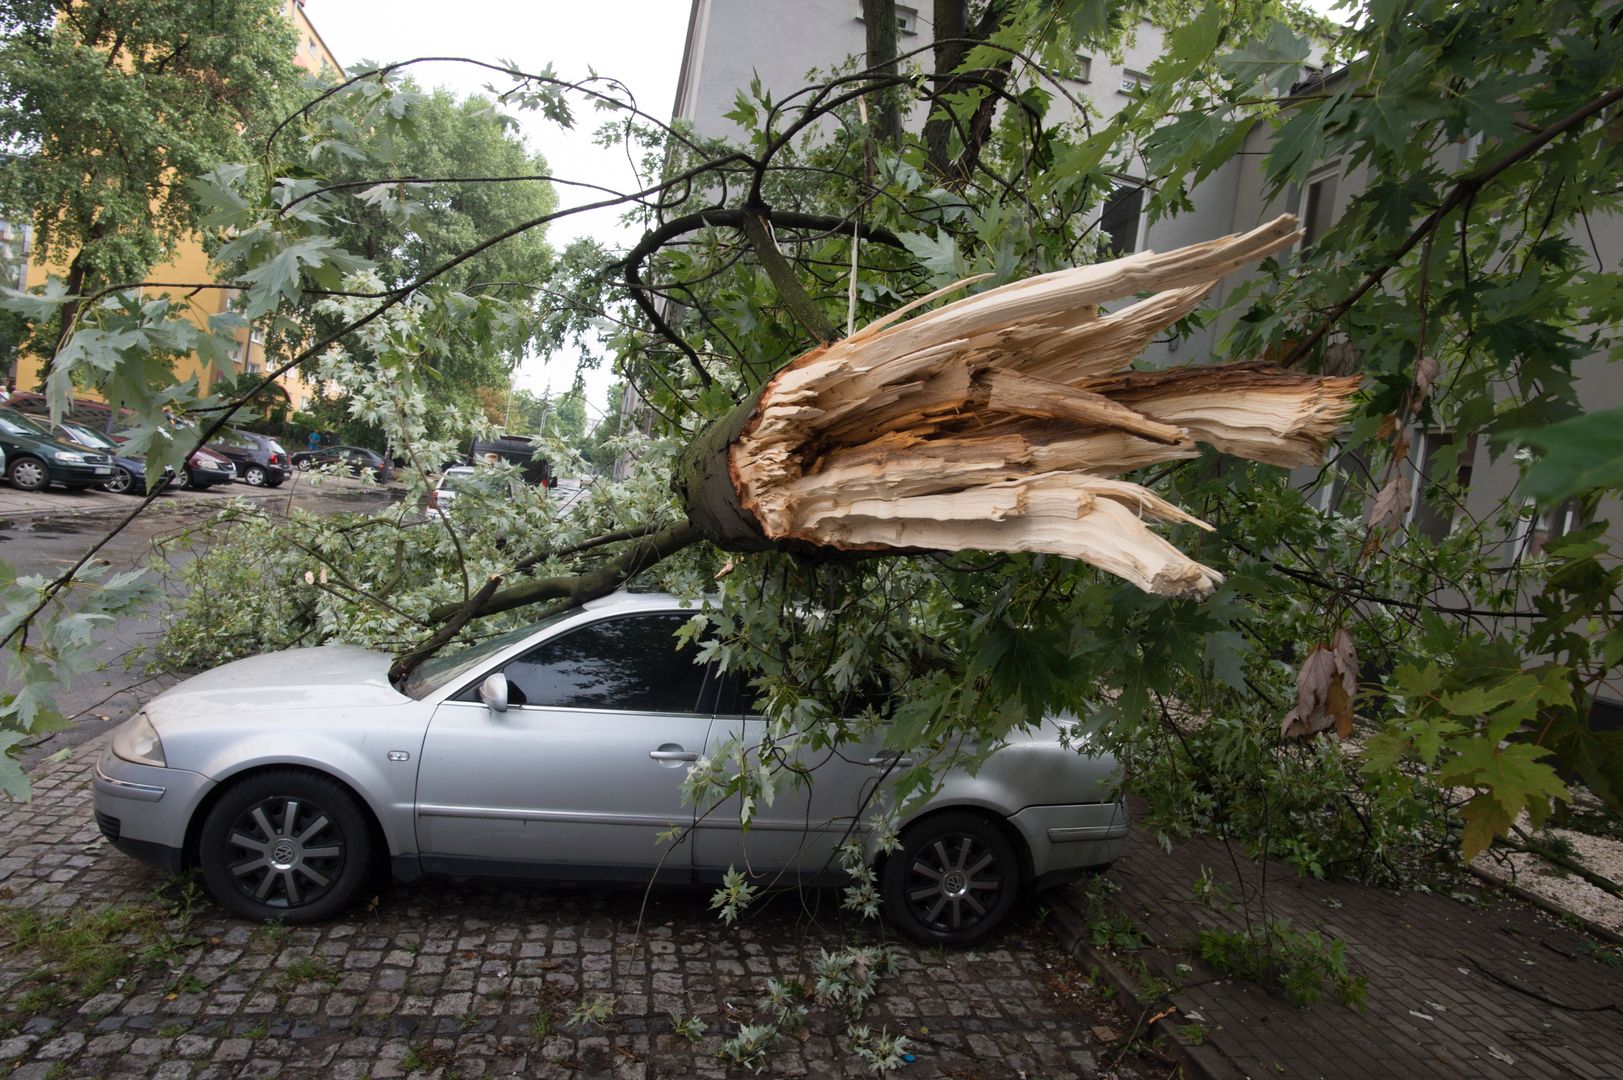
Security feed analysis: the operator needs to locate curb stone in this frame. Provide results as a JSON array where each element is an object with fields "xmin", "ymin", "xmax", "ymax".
[
  {"xmin": 1468, "ymin": 865, "xmax": 1623, "ymax": 946},
  {"xmin": 1049, "ymin": 888, "xmax": 1243, "ymax": 1080}
]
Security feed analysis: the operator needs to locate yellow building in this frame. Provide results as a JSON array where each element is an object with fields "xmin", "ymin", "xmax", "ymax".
[{"xmin": 12, "ymin": 0, "xmax": 342, "ymax": 414}]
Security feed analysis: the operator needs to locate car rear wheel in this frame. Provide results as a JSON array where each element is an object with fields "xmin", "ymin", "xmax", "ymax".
[
  {"xmin": 297, "ymin": 458, "xmax": 314, "ymax": 471},
  {"xmin": 881, "ymin": 812, "xmax": 1020, "ymax": 946},
  {"xmin": 6, "ymin": 456, "xmax": 48, "ymax": 492},
  {"xmin": 198, "ymin": 770, "xmax": 373, "ymax": 922},
  {"xmin": 243, "ymin": 464, "xmax": 268, "ymax": 486},
  {"xmin": 103, "ymin": 466, "xmax": 135, "ymax": 495}
]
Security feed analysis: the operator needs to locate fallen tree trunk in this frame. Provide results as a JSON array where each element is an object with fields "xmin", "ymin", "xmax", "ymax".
[{"xmin": 674, "ymin": 213, "xmax": 1361, "ymax": 598}]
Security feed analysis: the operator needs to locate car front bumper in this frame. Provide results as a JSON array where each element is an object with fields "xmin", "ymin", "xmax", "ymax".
[
  {"xmin": 1009, "ymin": 799, "xmax": 1129, "ymax": 888},
  {"xmin": 91, "ymin": 749, "xmax": 215, "ymax": 873},
  {"xmin": 51, "ymin": 460, "xmax": 115, "ymax": 486}
]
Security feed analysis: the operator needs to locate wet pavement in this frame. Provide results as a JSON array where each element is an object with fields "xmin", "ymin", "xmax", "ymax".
[{"xmin": 1, "ymin": 475, "xmax": 401, "ymax": 770}]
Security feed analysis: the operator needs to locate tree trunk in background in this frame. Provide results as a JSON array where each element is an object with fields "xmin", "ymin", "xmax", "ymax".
[
  {"xmin": 925, "ymin": 0, "xmax": 967, "ymax": 175},
  {"xmin": 862, "ymin": 0, "xmax": 903, "ymax": 145}
]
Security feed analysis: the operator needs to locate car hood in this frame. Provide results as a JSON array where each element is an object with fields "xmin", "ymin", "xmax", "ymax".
[{"xmin": 145, "ymin": 645, "xmax": 409, "ymax": 724}]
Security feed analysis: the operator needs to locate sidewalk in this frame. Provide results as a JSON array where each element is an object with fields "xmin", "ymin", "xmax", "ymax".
[{"xmin": 1057, "ymin": 802, "xmax": 1623, "ymax": 1079}]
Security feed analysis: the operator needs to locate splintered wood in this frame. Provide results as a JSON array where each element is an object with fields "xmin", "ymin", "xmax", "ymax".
[{"xmin": 685, "ymin": 214, "xmax": 1362, "ymax": 598}]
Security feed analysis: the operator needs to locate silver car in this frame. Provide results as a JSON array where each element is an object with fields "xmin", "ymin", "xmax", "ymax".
[{"xmin": 93, "ymin": 592, "xmax": 1126, "ymax": 944}]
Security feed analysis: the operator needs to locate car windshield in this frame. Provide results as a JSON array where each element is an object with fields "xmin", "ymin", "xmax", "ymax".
[
  {"xmin": 398, "ymin": 610, "xmax": 575, "ymax": 699},
  {"xmin": 0, "ymin": 408, "xmax": 48, "ymax": 436},
  {"xmin": 60, "ymin": 423, "xmax": 117, "ymax": 450}
]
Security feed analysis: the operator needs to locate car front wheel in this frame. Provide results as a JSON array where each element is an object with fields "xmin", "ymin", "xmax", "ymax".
[
  {"xmin": 6, "ymin": 456, "xmax": 48, "ymax": 492},
  {"xmin": 198, "ymin": 770, "xmax": 373, "ymax": 922},
  {"xmin": 881, "ymin": 811, "xmax": 1020, "ymax": 946},
  {"xmin": 243, "ymin": 464, "xmax": 268, "ymax": 486},
  {"xmin": 103, "ymin": 466, "xmax": 135, "ymax": 495},
  {"xmin": 297, "ymin": 458, "xmax": 314, "ymax": 471}
]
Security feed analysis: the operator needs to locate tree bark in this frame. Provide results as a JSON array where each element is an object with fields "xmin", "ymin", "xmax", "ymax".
[{"xmin": 862, "ymin": 0, "xmax": 903, "ymax": 145}]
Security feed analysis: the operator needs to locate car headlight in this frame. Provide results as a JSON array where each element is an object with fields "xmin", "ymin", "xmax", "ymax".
[
  {"xmin": 111, "ymin": 714, "xmax": 166, "ymax": 767},
  {"xmin": 53, "ymin": 450, "xmax": 85, "ymax": 462}
]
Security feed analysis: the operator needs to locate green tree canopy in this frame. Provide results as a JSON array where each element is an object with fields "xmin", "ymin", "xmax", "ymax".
[{"xmin": 0, "ymin": 0, "xmax": 306, "ymax": 301}]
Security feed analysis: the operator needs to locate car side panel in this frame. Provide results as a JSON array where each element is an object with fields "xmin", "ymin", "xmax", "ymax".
[{"xmin": 184, "ymin": 719, "xmax": 428, "ymax": 859}]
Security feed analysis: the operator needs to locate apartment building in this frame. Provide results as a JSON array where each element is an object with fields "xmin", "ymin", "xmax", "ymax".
[{"xmin": 7, "ymin": 0, "xmax": 342, "ymax": 412}]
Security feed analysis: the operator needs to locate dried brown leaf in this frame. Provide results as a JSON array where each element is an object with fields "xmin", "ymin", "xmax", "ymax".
[
  {"xmin": 1413, "ymin": 355, "xmax": 1440, "ymax": 403},
  {"xmin": 1368, "ymin": 473, "xmax": 1411, "ymax": 532},
  {"xmin": 1281, "ymin": 629, "xmax": 1359, "ymax": 739}
]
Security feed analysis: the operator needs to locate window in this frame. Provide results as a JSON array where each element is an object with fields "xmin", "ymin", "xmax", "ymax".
[
  {"xmin": 1100, "ymin": 181, "xmax": 1145, "ymax": 256},
  {"xmin": 1514, "ymin": 498, "xmax": 1585, "ymax": 562},
  {"xmin": 854, "ymin": 3, "xmax": 919, "ymax": 35},
  {"xmin": 1300, "ymin": 167, "xmax": 1340, "ymax": 248},
  {"xmin": 1314, "ymin": 442, "xmax": 1370, "ymax": 515},
  {"xmin": 500, "ymin": 614, "xmax": 710, "ymax": 713},
  {"xmin": 1406, "ymin": 431, "xmax": 1476, "ymax": 542},
  {"xmin": 1075, "ymin": 55, "xmax": 1093, "ymax": 83},
  {"xmin": 1119, "ymin": 69, "xmax": 1150, "ymax": 95}
]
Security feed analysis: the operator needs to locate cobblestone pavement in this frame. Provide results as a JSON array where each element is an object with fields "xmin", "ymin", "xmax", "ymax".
[
  {"xmin": 1068, "ymin": 804, "xmax": 1623, "ymax": 1080},
  {"xmin": 0, "ymin": 742, "xmax": 1159, "ymax": 1079}
]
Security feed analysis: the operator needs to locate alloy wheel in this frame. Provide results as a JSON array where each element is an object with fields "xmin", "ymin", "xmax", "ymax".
[
  {"xmin": 902, "ymin": 832, "xmax": 1005, "ymax": 933},
  {"xmin": 222, "ymin": 795, "xmax": 346, "ymax": 909},
  {"xmin": 104, "ymin": 466, "xmax": 133, "ymax": 494},
  {"xmin": 244, "ymin": 465, "xmax": 267, "ymax": 486}
]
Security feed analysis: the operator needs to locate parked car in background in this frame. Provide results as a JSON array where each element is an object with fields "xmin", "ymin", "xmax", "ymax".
[
  {"xmin": 49, "ymin": 419, "xmax": 170, "ymax": 496},
  {"xmin": 426, "ymin": 465, "xmax": 479, "ymax": 517},
  {"xmin": 0, "ymin": 407, "xmax": 115, "ymax": 492},
  {"xmin": 91, "ymin": 592, "xmax": 1128, "ymax": 943},
  {"xmin": 208, "ymin": 428, "xmax": 291, "ymax": 487},
  {"xmin": 290, "ymin": 444, "xmax": 391, "ymax": 481},
  {"xmin": 175, "ymin": 444, "xmax": 239, "ymax": 490}
]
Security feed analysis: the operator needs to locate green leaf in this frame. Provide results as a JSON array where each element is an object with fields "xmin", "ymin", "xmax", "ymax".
[
  {"xmin": 1506, "ymin": 406, "xmax": 1623, "ymax": 502},
  {"xmin": 1439, "ymin": 740, "xmax": 1567, "ymax": 819},
  {"xmin": 897, "ymin": 230, "xmax": 962, "ymax": 280},
  {"xmin": 1459, "ymin": 793, "xmax": 1512, "ymax": 862}
]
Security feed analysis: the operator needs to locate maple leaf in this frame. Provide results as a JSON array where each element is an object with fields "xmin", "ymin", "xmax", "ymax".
[{"xmin": 1281, "ymin": 629, "xmax": 1358, "ymax": 739}]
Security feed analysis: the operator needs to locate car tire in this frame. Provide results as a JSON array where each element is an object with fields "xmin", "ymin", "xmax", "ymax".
[
  {"xmin": 103, "ymin": 466, "xmax": 135, "ymax": 495},
  {"xmin": 297, "ymin": 458, "xmax": 314, "ymax": 471},
  {"xmin": 6, "ymin": 456, "xmax": 48, "ymax": 492},
  {"xmin": 198, "ymin": 769, "xmax": 373, "ymax": 923},
  {"xmin": 243, "ymin": 464, "xmax": 268, "ymax": 487},
  {"xmin": 174, "ymin": 468, "xmax": 194, "ymax": 491},
  {"xmin": 881, "ymin": 811, "xmax": 1021, "ymax": 946}
]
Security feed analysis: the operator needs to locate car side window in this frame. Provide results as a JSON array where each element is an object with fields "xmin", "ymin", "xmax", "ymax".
[{"xmin": 500, "ymin": 613, "xmax": 711, "ymax": 713}]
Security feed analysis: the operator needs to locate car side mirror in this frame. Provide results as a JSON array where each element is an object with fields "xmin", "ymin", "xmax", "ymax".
[{"xmin": 478, "ymin": 673, "xmax": 510, "ymax": 713}]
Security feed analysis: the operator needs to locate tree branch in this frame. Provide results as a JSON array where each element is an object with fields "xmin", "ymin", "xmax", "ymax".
[
  {"xmin": 423, "ymin": 521, "xmax": 703, "ymax": 625},
  {"xmin": 1283, "ymin": 84, "xmax": 1623, "ymax": 368},
  {"xmin": 741, "ymin": 205, "xmax": 840, "ymax": 344}
]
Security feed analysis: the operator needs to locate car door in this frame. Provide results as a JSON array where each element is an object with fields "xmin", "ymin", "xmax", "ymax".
[
  {"xmin": 415, "ymin": 611, "xmax": 718, "ymax": 882},
  {"xmin": 693, "ymin": 678, "xmax": 894, "ymax": 884}
]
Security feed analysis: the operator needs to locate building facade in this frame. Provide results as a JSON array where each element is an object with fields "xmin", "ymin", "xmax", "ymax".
[{"xmin": 7, "ymin": 0, "xmax": 342, "ymax": 413}]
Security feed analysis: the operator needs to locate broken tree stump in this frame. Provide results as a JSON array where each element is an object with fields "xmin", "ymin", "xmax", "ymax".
[{"xmin": 675, "ymin": 214, "xmax": 1361, "ymax": 598}]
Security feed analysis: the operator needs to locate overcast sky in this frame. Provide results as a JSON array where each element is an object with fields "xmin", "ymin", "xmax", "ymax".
[
  {"xmin": 303, "ymin": 0, "xmax": 693, "ymax": 413},
  {"xmin": 302, "ymin": 0, "xmax": 1347, "ymax": 416}
]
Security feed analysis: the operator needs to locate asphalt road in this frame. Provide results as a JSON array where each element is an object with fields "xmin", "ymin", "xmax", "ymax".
[{"xmin": 1, "ymin": 476, "xmax": 401, "ymax": 769}]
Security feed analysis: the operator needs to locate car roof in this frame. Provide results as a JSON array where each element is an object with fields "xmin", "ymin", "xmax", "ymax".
[{"xmin": 578, "ymin": 591, "xmax": 701, "ymax": 615}]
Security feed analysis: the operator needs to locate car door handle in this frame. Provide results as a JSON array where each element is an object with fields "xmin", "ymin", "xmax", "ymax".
[
  {"xmin": 649, "ymin": 748, "xmax": 699, "ymax": 763},
  {"xmin": 868, "ymin": 754, "xmax": 915, "ymax": 768}
]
